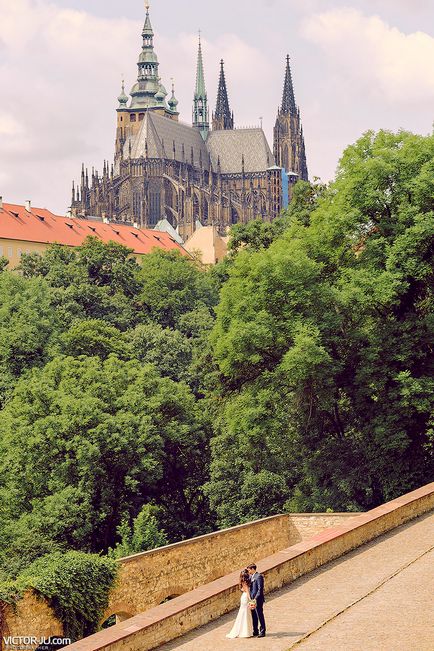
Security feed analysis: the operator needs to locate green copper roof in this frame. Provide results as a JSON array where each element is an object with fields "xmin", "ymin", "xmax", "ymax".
[
  {"xmin": 195, "ymin": 36, "xmax": 207, "ymax": 99},
  {"xmin": 117, "ymin": 79, "xmax": 129, "ymax": 107},
  {"xmin": 130, "ymin": 3, "xmax": 167, "ymax": 110},
  {"xmin": 142, "ymin": 4, "xmax": 154, "ymax": 37},
  {"xmin": 193, "ymin": 35, "xmax": 209, "ymax": 138},
  {"xmin": 168, "ymin": 81, "xmax": 179, "ymax": 111}
]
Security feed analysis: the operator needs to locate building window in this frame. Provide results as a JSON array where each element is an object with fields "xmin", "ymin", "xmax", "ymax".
[
  {"xmin": 8, "ymin": 247, "xmax": 13, "ymax": 258},
  {"xmin": 130, "ymin": 114, "xmax": 136, "ymax": 122},
  {"xmin": 133, "ymin": 192, "xmax": 142, "ymax": 220},
  {"xmin": 17, "ymin": 249, "xmax": 22, "ymax": 258},
  {"xmin": 0, "ymin": 246, "xmax": 3, "ymax": 256}
]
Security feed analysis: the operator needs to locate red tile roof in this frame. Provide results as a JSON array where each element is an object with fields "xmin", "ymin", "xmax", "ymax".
[{"xmin": 0, "ymin": 203, "xmax": 187, "ymax": 256}]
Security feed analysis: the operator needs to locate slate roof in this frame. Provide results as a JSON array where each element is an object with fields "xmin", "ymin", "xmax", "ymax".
[
  {"xmin": 206, "ymin": 128, "xmax": 275, "ymax": 174},
  {"xmin": 0, "ymin": 203, "xmax": 187, "ymax": 256},
  {"xmin": 127, "ymin": 111, "xmax": 210, "ymax": 170},
  {"xmin": 121, "ymin": 114, "xmax": 275, "ymax": 175}
]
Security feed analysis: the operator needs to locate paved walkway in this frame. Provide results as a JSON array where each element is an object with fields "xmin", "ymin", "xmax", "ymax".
[{"xmin": 159, "ymin": 512, "xmax": 434, "ymax": 651}]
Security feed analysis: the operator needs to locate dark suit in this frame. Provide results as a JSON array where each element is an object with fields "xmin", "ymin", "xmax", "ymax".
[{"xmin": 250, "ymin": 572, "xmax": 266, "ymax": 635}]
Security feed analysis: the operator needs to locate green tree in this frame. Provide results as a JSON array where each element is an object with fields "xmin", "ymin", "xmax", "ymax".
[
  {"xmin": 0, "ymin": 355, "xmax": 208, "ymax": 571},
  {"xmin": 129, "ymin": 323, "xmax": 192, "ymax": 383},
  {"xmin": 0, "ymin": 272, "xmax": 59, "ymax": 406},
  {"xmin": 137, "ymin": 249, "xmax": 218, "ymax": 329},
  {"xmin": 109, "ymin": 504, "xmax": 168, "ymax": 559},
  {"xmin": 20, "ymin": 238, "xmax": 142, "ymax": 330},
  {"xmin": 58, "ymin": 319, "xmax": 131, "ymax": 360},
  {"xmin": 207, "ymin": 130, "xmax": 434, "ymax": 521}
]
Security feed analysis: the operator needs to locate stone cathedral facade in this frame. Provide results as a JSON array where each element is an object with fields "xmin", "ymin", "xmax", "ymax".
[{"xmin": 71, "ymin": 5, "xmax": 308, "ymax": 240}]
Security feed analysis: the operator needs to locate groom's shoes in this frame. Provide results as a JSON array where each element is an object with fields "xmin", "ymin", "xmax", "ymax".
[
  {"xmin": 252, "ymin": 632, "xmax": 259, "ymax": 637},
  {"xmin": 258, "ymin": 633, "xmax": 266, "ymax": 637}
]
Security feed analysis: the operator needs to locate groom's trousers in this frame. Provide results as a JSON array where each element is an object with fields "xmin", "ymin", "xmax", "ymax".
[{"xmin": 252, "ymin": 599, "xmax": 266, "ymax": 635}]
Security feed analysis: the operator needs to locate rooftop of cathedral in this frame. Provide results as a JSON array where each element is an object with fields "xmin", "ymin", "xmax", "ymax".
[{"xmin": 0, "ymin": 201, "xmax": 187, "ymax": 256}]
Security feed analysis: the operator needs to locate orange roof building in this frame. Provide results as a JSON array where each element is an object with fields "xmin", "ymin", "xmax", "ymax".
[{"xmin": 0, "ymin": 200, "xmax": 187, "ymax": 268}]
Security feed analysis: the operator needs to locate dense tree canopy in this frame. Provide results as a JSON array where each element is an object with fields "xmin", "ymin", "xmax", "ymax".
[
  {"xmin": 206, "ymin": 130, "xmax": 433, "ymax": 523},
  {"xmin": 0, "ymin": 240, "xmax": 217, "ymax": 577}
]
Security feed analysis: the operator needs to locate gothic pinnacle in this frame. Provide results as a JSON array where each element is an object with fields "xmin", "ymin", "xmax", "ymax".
[
  {"xmin": 281, "ymin": 54, "xmax": 297, "ymax": 116},
  {"xmin": 213, "ymin": 59, "xmax": 233, "ymax": 130}
]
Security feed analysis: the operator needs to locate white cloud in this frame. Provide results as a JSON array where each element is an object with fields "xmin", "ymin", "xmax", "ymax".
[
  {"xmin": 302, "ymin": 7, "xmax": 434, "ymax": 103},
  {"xmin": 0, "ymin": 113, "xmax": 24, "ymax": 136}
]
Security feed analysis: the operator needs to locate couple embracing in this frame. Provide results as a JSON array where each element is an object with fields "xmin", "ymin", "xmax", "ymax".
[{"xmin": 226, "ymin": 563, "xmax": 266, "ymax": 639}]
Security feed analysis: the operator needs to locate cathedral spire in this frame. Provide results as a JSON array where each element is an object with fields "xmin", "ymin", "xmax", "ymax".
[
  {"xmin": 193, "ymin": 33, "xmax": 209, "ymax": 139},
  {"xmin": 142, "ymin": 2, "xmax": 153, "ymax": 42},
  {"xmin": 281, "ymin": 54, "xmax": 296, "ymax": 116},
  {"xmin": 274, "ymin": 54, "xmax": 308, "ymax": 183},
  {"xmin": 212, "ymin": 59, "xmax": 234, "ymax": 131},
  {"xmin": 129, "ymin": 2, "xmax": 164, "ymax": 110}
]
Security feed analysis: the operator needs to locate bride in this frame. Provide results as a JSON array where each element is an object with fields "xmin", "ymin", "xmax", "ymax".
[{"xmin": 226, "ymin": 569, "xmax": 253, "ymax": 639}]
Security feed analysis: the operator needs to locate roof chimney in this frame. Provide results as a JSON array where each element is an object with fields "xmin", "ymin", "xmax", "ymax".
[
  {"xmin": 0, "ymin": 196, "xmax": 3, "ymax": 210},
  {"xmin": 25, "ymin": 200, "xmax": 31, "ymax": 212}
]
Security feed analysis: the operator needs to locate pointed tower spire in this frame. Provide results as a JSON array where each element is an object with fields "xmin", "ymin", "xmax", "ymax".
[
  {"xmin": 193, "ymin": 33, "xmax": 209, "ymax": 139},
  {"xmin": 129, "ymin": 2, "xmax": 165, "ymax": 110},
  {"xmin": 212, "ymin": 59, "xmax": 234, "ymax": 130},
  {"xmin": 274, "ymin": 54, "xmax": 308, "ymax": 184},
  {"xmin": 281, "ymin": 54, "xmax": 296, "ymax": 116}
]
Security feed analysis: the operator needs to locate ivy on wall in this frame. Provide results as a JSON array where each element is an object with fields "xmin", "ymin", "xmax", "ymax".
[{"xmin": 0, "ymin": 552, "xmax": 118, "ymax": 641}]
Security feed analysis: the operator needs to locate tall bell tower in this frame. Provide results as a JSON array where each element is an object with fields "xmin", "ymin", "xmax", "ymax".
[
  {"xmin": 212, "ymin": 60, "xmax": 234, "ymax": 131},
  {"xmin": 273, "ymin": 55, "xmax": 308, "ymax": 180}
]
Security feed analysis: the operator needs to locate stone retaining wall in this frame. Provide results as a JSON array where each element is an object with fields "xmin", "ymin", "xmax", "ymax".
[
  {"xmin": 63, "ymin": 483, "xmax": 434, "ymax": 651},
  {"xmin": 106, "ymin": 512, "xmax": 354, "ymax": 621},
  {"xmin": 0, "ymin": 512, "xmax": 353, "ymax": 648}
]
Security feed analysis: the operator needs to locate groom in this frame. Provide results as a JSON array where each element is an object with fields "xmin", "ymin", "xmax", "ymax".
[{"xmin": 247, "ymin": 563, "xmax": 266, "ymax": 638}]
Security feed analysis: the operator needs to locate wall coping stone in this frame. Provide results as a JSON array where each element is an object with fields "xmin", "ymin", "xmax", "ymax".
[{"xmin": 116, "ymin": 512, "xmax": 355, "ymax": 565}]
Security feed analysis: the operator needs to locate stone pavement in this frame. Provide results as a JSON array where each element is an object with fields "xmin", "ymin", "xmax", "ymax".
[{"xmin": 158, "ymin": 511, "xmax": 434, "ymax": 651}]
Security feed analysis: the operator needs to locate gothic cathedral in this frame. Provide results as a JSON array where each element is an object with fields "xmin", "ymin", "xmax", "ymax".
[{"xmin": 71, "ymin": 4, "xmax": 308, "ymax": 240}]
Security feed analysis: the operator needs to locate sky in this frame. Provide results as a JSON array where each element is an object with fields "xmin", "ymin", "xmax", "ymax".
[{"xmin": 0, "ymin": 0, "xmax": 433, "ymax": 213}]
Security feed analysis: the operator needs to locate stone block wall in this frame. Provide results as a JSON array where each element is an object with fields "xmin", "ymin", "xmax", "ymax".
[
  {"xmin": 0, "ymin": 512, "xmax": 354, "ymax": 645},
  {"xmin": 62, "ymin": 483, "xmax": 434, "ymax": 651}
]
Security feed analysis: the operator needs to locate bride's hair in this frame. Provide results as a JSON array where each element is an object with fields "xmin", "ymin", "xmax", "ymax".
[{"xmin": 239, "ymin": 569, "xmax": 251, "ymax": 590}]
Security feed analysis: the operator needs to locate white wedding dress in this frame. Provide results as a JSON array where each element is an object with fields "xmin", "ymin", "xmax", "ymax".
[{"xmin": 226, "ymin": 591, "xmax": 253, "ymax": 639}]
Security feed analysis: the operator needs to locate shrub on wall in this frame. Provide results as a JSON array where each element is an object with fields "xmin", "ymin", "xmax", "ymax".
[{"xmin": 0, "ymin": 552, "xmax": 118, "ymax": 641}]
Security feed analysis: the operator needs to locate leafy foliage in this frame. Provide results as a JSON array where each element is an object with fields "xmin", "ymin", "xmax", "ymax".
[
  {"xmin": 206, "ymin": 130, "xmax": 434, "ymax": 523},
  {"xmin": 0, "ymin": 355, "xmax": 208, "ymax": 568},
  {"xmin": 0, "ymin": 552, "xmax": 117, "ymax": 641},
  {"xmin": 109, "ymin": 504, "xmax": 168, "ymax": 559}
]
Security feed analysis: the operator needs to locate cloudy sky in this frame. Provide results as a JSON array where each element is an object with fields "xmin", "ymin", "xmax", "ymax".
[{"xmin": 1, "ymin": 0, "xmax": 433, "ymax": 213}]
